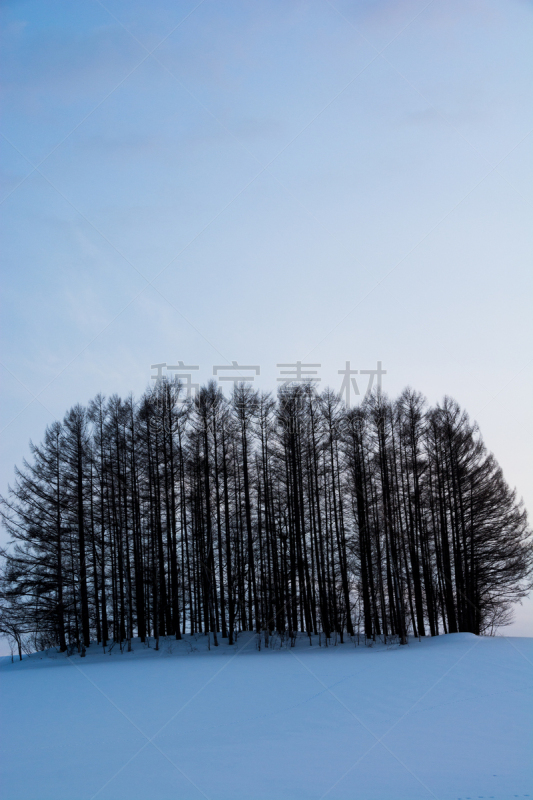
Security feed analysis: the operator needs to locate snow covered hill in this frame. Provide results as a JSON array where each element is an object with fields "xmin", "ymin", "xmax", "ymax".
[{"xmin": 0, "ymin": 632, "xmax": 531, "ymax": 800}]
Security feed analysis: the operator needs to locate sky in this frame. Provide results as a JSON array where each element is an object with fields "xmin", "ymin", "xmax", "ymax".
[{"xmin": 1, "ymin": 0, "xmax": 532, "ymax": 634}]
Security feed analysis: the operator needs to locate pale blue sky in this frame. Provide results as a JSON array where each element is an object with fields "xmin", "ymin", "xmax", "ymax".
[{"xmin": 1, "ymin": 0, "xmax": 532, "ymax": 632}]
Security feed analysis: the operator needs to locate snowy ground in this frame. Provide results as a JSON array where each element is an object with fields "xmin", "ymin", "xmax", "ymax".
[{"xmin": 0, "ymin": 632, "xmax": 531, "ymax": 800}]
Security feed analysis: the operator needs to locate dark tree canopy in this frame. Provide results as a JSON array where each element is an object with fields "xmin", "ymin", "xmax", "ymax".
[{"xmin": 1, "ymin": 381, "xmax": 531, "ymax": 655}]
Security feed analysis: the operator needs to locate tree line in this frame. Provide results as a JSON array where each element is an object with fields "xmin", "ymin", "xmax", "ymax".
[{"xmin": 1, "ymin": 380, "xmax": 531, "ymax": 655}]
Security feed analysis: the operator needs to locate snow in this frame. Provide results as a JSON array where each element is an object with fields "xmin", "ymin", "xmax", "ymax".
[{"xmin": 0, "ymin": 632, "xmax": 531, "ymax": 800}]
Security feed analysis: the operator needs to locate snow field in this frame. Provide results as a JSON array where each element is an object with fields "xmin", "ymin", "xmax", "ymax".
[{"xmin": 0, "ymin": 632, "xmax": 531, "ymax": 800}]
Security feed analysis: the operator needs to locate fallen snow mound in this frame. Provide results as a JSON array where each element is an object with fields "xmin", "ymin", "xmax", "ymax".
[{"xmin": 1, "ymin": 632, "xmax": 531, "ymax": 800}]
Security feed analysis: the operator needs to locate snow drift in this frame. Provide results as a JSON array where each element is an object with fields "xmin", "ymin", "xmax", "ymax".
[{"xmin": 0, "ymin": 632, "xmax": 531, "ymax": 800}]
